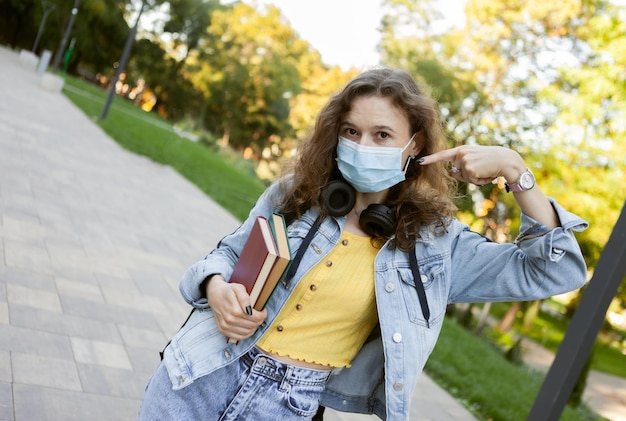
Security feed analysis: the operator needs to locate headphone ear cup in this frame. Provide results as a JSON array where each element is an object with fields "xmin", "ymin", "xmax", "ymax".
[
  {"xmin": 321, "ymin": 180, "xmax": 356, "ymax": 217},
  {"xmin": 359, "ymin": 204, "xmax": 396, "ymax": 237}
]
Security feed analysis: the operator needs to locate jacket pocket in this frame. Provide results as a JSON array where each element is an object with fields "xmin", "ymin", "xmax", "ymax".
[{"xmin": 397, "ymin": 256, "xmax": 446, "ymax": 326}]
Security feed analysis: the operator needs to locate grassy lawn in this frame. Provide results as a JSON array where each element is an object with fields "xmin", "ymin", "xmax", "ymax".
[
  {"xmin": 489, "ymin": 301, "xmax": 626, "ymax": 379},
  {"xmin": 61, "ymin": 76, "xmax": 266, "ymax": 221},
  {"xmin": 425, "ymin": 318, "xmax": 604, "ymax": 421},
  {"xmin": 61, "ymin": 74, "xmax": 609, "ymax": 420}
]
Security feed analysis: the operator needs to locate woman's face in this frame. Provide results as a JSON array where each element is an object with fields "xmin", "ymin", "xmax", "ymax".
[{"xmin": 338, "ymin": 95, "xmax": 422, "ymax": 164}]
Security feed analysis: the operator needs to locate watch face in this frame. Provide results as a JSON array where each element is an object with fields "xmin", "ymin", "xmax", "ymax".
[{"xmin": 520, "ymin": 171, "xmax": 535, "ymax": 190}]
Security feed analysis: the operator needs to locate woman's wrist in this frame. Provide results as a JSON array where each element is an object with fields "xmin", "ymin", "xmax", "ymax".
[
  {"xmin": 200, "ymin": 274, "xmax": 222, "ymax": 299},
  {"xmin": 501, "ymin": 150, "xmax": 527, "ymax": 183}
]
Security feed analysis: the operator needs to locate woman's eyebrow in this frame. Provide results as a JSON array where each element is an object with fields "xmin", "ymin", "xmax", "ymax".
[
  {"xmin": 372, "ymin": 125, "xmax": 398, "ymax": 134},
  {"xmin": 340, "ymin": 120, "xmax": 397, "ymax": 134}
]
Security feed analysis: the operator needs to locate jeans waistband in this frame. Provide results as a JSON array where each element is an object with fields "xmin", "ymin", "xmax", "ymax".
[{"xmin": 242, "ymin": 347, "xmax": 331, "ymax": 386}]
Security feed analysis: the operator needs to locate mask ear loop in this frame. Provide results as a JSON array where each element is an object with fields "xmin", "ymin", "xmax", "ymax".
[
  {"xmin": 403, "ymin": 155, "xmax": 417, "ymax": 173},
  {"xmin": 401, "ymin": 133, "xmax": 418, "ymax": 173}
]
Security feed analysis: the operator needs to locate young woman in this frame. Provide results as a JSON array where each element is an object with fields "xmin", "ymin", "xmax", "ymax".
[{"xmin": 138, "ymin": 67, "xmax": 588, "ymax": 420}]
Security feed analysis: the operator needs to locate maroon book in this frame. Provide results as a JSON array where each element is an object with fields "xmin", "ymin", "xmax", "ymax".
[{"xmin": 229, "ymin": 216, "xmax": 279, "ymax": 310}]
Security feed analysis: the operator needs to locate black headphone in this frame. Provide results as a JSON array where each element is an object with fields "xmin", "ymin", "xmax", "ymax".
[{"xmin": 320, "ymin": 180, "xmax": 396, "ymax": 237}]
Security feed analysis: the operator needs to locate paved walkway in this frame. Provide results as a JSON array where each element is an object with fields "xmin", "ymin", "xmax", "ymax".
[{"xmin": 0, "ymin": 45, "xmax": 623, "ymax": 421}]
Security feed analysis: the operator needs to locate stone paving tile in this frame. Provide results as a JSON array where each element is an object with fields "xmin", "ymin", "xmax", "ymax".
[
  {"xmin": 77, "ymin": 363, "xmax": 149, "ymax": 400},
  {"xmin": 117, "ymin": 324, "xmax": 168, "ymax": 350},
  {"xmin": 13, "ymin": 383, "xmax": 140, "ymax": 421},
  {"xmin": 0, "ymin": 303, "xmax": 7, "ymax": 326},
  {"xmin": 0, "ymin": 215, "xmax": 47, "ymax": 246},
  {"xmin": 2, "ymin": 239, "xmax": 52, "ymax": 275},
  {"xmin": 0, "ymin": 382, "xmax": 13, "ymax": 421},
  {"xmin": 0, "ymin": 351, "xmax": 11, "ymax": 383},
  {"xmin": 70, "ymin": 337, "xmax": 132, "ymax": 370},
  {"xmin": 59, "ymin": 295, "xmax": 159, "ymax": 330},
  {"xmin": 49, "ymin": 266, "xmax": 98, "ymax": 287},
  {"xmin": 0, "ymin": 266, "xmax": 56, "ymax": 292},
  {"xmin": 93, "ymin": 273, "xmax": 139, "ymax": 295},
  {"xmin": 54, "ymin": 277, "xmax": 104, "ymax": 303},
  {"xmin": 6, "ymin": 284, "xmax": 61, "ymax": 313},
  {"xmin": 100, "ymin": 287, "xmax": 169, "ymax": 315},
  {"xmin": 8, "ymin": 304, "xmax": 121, "ymax": 343},
  {"xmin": 128, "ymin": 268, "xmax": 179, "ymax": 301},
  {"xmin": 126, "ymin": 346, "xmax": 161, "ymax": 375},
  {"xmin": 11, "ymin": 353, "xmax": 81, "ymax": 391},
  {"xmin": 0, "ymin": 325, "xmax": 73, "ymax": 360}
]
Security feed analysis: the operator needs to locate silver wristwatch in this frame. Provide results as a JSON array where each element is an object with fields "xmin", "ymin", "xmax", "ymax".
[{"xmin": 505, "ymin": 169, "xmax": 535, "ymax": 193}]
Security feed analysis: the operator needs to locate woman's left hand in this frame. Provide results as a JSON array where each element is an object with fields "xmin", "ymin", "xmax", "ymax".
[{"xmin": 419, "ymin": 145, "xmax": 526, "ymax": 186}]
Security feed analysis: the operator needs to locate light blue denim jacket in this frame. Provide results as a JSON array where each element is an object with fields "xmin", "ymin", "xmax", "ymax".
[{"xmin": 163, "ymin": 180, "xmax": 588, "ymax": 421}]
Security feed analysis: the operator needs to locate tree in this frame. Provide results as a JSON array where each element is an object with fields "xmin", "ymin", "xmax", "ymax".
[
  {"xmin": 188, "ymin": 3, "xmax": 308, "ymax": 155},
  {"xmin": 162, "ymin": 0, "xmax": 221, "ymax": 60}
]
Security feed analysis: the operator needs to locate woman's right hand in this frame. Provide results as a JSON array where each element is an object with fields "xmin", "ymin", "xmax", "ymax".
[{"xmin": 205, "ymin": 275, "xmax": 267, "ymax": 341}]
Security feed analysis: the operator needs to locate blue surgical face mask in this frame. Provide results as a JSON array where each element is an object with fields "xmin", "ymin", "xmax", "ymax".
[{"xmin": 336, "ymin": 134, "xmax": 416, "ymax": 193}]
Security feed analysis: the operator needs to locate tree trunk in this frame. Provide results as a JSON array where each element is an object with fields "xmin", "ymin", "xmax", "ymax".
[
  {"xmin": 523, "ymin": 300, "xmax": 542, "ymax": 331},
  {"xmin": 498, "ymin": 302, "xmax": 522, "ymax": 332}
]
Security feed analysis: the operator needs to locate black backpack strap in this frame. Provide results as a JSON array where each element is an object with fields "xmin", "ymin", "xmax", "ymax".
[
  {"xmin": 159, "ymin": 308, "xmax": 197, "ymax": 360},
  {"xmin": 409, "ymin": 249, "xmax": 431, "ymax": 328},
  {"xmin": 282, "ymin": 214, "xmax": 324, "ymax": 288}
]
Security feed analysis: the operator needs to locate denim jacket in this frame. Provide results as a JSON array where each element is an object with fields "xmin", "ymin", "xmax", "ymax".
[{"xmin": 163, "ymin": 181, "xmax": 588, "ymax": 421}]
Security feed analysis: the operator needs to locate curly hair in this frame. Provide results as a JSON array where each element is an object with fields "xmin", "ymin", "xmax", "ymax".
[{"xmin": 277, "ymin": 67, "xmax": 457, "ymax": 251}]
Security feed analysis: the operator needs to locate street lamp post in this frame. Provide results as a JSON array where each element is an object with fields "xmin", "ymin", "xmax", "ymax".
[
  {"xmin": 99, "ymin": 0, "xmax": 148, "ymax": 121},
  {"xmin": 51, "ymin": 0, "xmax": 80, "ymax": 72},
  {"xmin": 32, "ymin": 0, "xmax": 56, "ymax": 53}
]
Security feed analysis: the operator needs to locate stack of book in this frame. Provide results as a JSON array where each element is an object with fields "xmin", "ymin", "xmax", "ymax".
[{"xmin": 229, "ymin": 213, "xmax": 292, "ymax": 312}]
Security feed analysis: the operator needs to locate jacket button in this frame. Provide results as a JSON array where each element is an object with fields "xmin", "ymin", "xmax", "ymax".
[
  {"xmin": 392, "ymin": 333, "xmax": 402, "ymax": 343},
  {"xmin": 393, "ymin": 382, "xmax": 403, "ymax": 391},
  {"xmin": 385, "ymin": 283, "xmax": 395, "ymax": 292},
  {"xmin": 420, "ymin": 274, "xmax": 428, "ymax": 283}
]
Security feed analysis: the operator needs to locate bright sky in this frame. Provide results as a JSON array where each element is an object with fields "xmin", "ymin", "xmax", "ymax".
[{"xmin": 253, "ymin": 0, "xmax": 467, "ymax": 70}]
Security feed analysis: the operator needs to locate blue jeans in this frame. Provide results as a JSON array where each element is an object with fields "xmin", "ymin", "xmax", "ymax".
[{"xmin": 138, "ymin": 347, "xmax": 331, "ymax": 420}]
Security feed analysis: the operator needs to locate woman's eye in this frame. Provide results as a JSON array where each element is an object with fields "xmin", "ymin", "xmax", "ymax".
[
  {"xmin": 378, "ymin": 132, "xmax": 390, "ymax": 139},
  {"xmin": 347, "ymin": 128, "xmax": 358, "ymax": 135}
]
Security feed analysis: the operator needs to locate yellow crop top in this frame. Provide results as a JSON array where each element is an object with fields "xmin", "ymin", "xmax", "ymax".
[{"xmin": 256, "ymin": 231, "xmax": 380, "ymax": 368}]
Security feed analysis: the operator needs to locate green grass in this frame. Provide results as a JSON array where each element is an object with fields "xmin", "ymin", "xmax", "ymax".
[
  {"xmin": 61, "ymin": 76, "xmax": 265, "ymax": 221},
  {"xmin": 489, "ymin": 301, "xmax": 626, "ymax": 379},
  {"xmin": 425, "ymin": 319, "xmax": 605, "ymax": 421}
]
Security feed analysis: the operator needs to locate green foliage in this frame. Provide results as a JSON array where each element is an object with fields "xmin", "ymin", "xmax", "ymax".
[{"xmin": 188, "ymin": 3, "xmax": 305, "ymax": 154}]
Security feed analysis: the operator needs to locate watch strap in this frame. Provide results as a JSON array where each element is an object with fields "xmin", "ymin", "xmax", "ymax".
[{"xmin": 505, "ymin": 169, "xmax": 534, "ymax": 193}]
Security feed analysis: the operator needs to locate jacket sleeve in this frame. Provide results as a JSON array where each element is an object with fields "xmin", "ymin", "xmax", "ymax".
[
  {"xmin": 448, "ymin": 198, "xmax": 589, "ymax": 303},
  {"xmin": 178, "ymin": 181, "xmax": 283, "ymax": 308}
]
